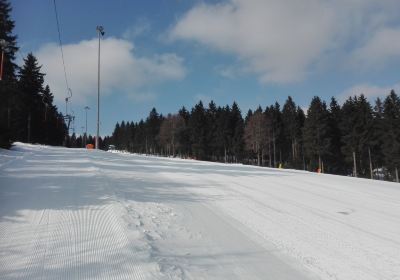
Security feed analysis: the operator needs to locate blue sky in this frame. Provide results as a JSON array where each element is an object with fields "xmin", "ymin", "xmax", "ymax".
[{"xmin": 11, "ymin": 0, "xmax": 400, "ymax": 136}]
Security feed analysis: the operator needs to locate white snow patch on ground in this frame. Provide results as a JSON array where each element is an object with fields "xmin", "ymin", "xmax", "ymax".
[{"xmin": 0, "ymin": 143, "xmax": 399, "ymax": 279}]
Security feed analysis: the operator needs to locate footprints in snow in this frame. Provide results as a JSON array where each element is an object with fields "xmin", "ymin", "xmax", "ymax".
[{"xmin": 121, "ymin": 202, "xmax": 202, "ymax": 279}]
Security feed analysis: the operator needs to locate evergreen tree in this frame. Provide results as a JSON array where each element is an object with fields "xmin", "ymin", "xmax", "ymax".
[
  {"xmin": 230, "ymin": 102, "xmax": 244, "ymax": 162},
  {"xmin": 282, "ymin": 96, "xmax": 300, "ymax": 166},
  {"xmin": 326, "ymin": 97, "xmax": 345, "ymax": 174},
  {"xmin": 270, "ymin": 102, "xmax": 283, "ymax": 167},
  {"xmin": 341, "ymin": 95, "xmax": 374, "ymax": 177},
  {"xmin": 76, "ymin": 134, "xmax": 83, "ymax": 148},
  {"xmin": 368, "ymin": 98, "xmax": 385, "ymax": 175},
  {"xmin": 41, "ymin": 85, "xmax": 66, "ymax": 145},
  {"xmin": 303, "ymin": 97, "xmax": 330, "ymax": 172},
  {"xmin": 103, "ymin": 90, "xmax": 397, "ymax": 182},
  {"xmin": 296, "ymin": 106, "xmax": 306, "ymax": 169},
  {"xmin": 102, "ymin": 135, "xmax": 112, "ymax": 150},
  {"xmin": 206, "ymin": 101, "xmax": 219, "ymax": 160},
  {"xmin": 0, "ymin": 0, "xmax": 19, "ymax": 147},
  {"xmin": 87, "ymin": 135, "xmax": 94, "ymax": 145},
  {"xmin": 112, "ymin": 122, "xmax": 121, "ymax": 149},
  {"xmin": 0, "ymin": 0, "xmax": 17, "ymax": 81},
  {"xmin": 177, "ymin": 106, "xmax": 191, "ymax": 157},
  {"xmin": 215, "ymin": 105, "xmax": 232, "ymax": 162},
  {"xmin": 382, "ymin": 90, "xmax": 400, "ymax": 181},
  {"xmin": 52, "ymin": 112, "xmax": 67, "ymax": 145},
  {"xmin": 17, "ymin": 53, "xmax": 45, "ymax": 143},
  {"xmin": 263, "ymin": 106, "xmax": 276, "ymax": 167},
  {"xmin": 134, "ymin": 120, "xmax": 146, "ymax": 153},
  {"xmin": 128, "ymin": 121, "xmax": 136, "ymax": 152},
  {"xmin": 189, "ymin": 101, "xmax": 208, "ymax": 160},
  {"xmin": 120, "ymin": 121, "xmax": 127, "ymax": 150},
  {"xmin": 358, "ymin": 95, "xmax": 375, "ymax": 178},
  {"xmin": 145, "ymin": 108, "xmax": 162, "ymax": 154},
  {"xmin": 69, "ymin": 133, "xmax": 77, "ymax": 147}
]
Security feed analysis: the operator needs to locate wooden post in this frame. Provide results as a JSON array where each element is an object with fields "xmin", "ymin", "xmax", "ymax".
[{"xmin": 396, "ymin": 167, "xmax": 399, "ymax": 183}]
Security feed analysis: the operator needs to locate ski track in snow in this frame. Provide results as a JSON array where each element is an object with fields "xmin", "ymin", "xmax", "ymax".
[{"xmin": 0, "ymin": 143, "xmax": 399, "ymax": 279}]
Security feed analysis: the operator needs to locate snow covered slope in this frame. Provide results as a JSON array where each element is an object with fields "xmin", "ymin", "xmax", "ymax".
[{"xmin": 0, "ymin": 143, "xmax": 399, "ymax": 279}]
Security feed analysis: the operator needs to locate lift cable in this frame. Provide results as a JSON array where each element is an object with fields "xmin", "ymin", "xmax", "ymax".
[{"xmin": 52, "ymin": 0, "xmax": 71, "ymax": 95}]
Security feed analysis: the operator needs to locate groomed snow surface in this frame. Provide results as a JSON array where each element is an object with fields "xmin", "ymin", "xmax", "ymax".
[{"xmin": 0, "ymin": 143, "xmax": 399, "ymax": 280}]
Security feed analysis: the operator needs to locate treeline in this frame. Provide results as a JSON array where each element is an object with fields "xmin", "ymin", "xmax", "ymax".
[
  {"xmin": 110, "ymin": 93, "xmax": 400, "ymax": 182},
  {"xmin": 0, "ymin": 0, "xmax": 67, "ymax": 148},
  {"xmin": 67, "ymin": 133, "xmax": 111, "ymax": 150}
]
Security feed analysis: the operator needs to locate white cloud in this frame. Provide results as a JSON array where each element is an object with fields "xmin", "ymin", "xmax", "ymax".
[
  {"xmin": 127, "ymin": 91, "xmax": 157, "ymax": 103},
  {"xmin": 351, "ymin": 28, "xmax": 400, "ymax": 68},
  {"xmin": 169, "ymin": 0, "xmax": 400, "ymax": 83},
  {"xmin": 215, "ymin": 64, "xmax": 247, "ymax": 79},
  {"xmin": 338, "ymin": 83, "xmax": 400, "ymax": 103},
  {"xmin": 122, "ymin": 18, "xmax": 151, "ymax": 39},
  {"xmin": 36, "ymin": 37, "xmax": 186, "ymax": 104}
]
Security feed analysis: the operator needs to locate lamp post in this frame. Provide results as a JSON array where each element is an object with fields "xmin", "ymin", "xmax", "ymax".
[
  {"xmin": 84, "ymin": 106, "xmax": 90, "ymax": 146},
  {"xmin": 95, "ymin": 26, "xmax": 104, "ymax": 150},
  {"xmin": 81, "ymin": 126, "xmax": 85, "ymax": 147}
]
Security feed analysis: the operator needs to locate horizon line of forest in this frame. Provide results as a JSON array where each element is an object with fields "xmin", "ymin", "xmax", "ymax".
[{"xmin": 104, "ymin": 90, "xmax": 400, "ymax": 182}]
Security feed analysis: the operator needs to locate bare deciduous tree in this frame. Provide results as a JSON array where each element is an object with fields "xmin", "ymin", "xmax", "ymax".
[
  {"xmin": 159, "ymin": 114, "xmax": 185, "ymax": 156},
  {"xmin": 244, "ymin": 111, "xmax": 270, "ymax": 166}
]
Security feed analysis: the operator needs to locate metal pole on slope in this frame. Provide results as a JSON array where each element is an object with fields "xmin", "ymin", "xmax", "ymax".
[
  {"xmin": 96, "ymin": 26, "xmax": 104, "ymax": 150},
  {"xmin": 84, "ymin": 106, "xmax": 90, "ymax": 146},
  {"xmin": 81, "ymin": 126, "xmax": 85, "ymax": 147}
]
